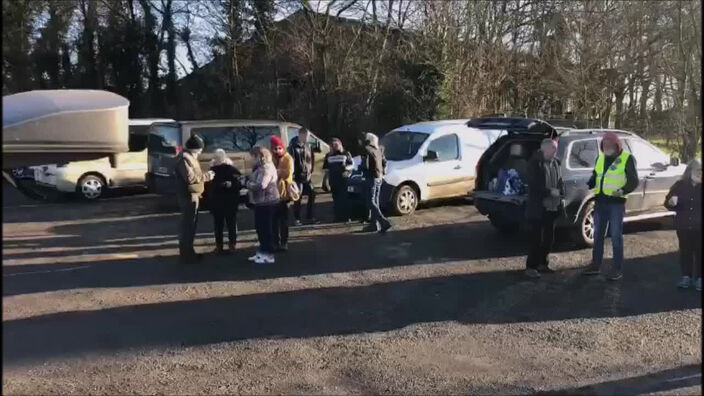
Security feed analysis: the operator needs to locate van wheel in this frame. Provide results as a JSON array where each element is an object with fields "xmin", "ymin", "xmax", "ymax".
[
  {"xmin": 392, "ymin": 185, "xmax": 418, "ymax": 216},
  {"xmin": 489, "ymin": 215, "xmax": 519, "ymax": 234},
  {"xmin": 573, "ymin": 200, "xmax": 595, "ymax": 247},
  {"xmin": 77, "ymin": 174, "xmax": 105, "ymax": 200}
]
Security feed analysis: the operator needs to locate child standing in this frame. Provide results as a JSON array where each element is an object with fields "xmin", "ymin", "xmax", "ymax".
[{"xmin": 665, "ymin": 158, "xmax": 702, "ymax": 290}]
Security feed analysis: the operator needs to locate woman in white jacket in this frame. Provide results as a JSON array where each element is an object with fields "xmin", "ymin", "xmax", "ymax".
[{"xmin": 246, "ymin": 146, "xmax": 280, "ymax": 264}]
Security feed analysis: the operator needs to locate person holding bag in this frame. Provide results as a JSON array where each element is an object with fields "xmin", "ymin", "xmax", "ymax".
[
  {"xmin": 270, "ymin": 136, "xmax": 295, "ymax": 252},
  {"xmin": 665, "ymin": 158, "xmax": 702, "ymax": 290}
]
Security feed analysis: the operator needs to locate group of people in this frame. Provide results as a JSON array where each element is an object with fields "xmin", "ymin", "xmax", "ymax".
[
  {"xmin": 524, "ymin": 132, "xmax": 701, "ymax": 289},
  {"xmin": 174, "ymin": 128, "xmax": 392, "ymax": 265}
]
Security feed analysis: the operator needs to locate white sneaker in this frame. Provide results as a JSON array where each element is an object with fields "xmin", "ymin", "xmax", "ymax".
[
  {"xmin": 255, "ymin": 254, "xmax": 275, "ymax": 264},
  {"xmin": 677, "ymin": 276, "xmax": 691, "ymax": 289},
  {"xmin": 248, "ymin": 252, "xmax": 262, "ymax": 262}
]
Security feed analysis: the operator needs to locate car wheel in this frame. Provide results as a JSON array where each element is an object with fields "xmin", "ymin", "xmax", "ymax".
[
  {"xmin": 392, "ymin": 184, "xmax": 418, "ymax": 216},
  {"xmin": 574, "ymin": 200, "xmax": 596, "ymax": 247},
  {"xmin": 77, "ymin": 174, "xmax": 105, "ymax": 200},
  {"xmin": 489, "ymin": 215, "xmax": 519, "ymax": 234}
]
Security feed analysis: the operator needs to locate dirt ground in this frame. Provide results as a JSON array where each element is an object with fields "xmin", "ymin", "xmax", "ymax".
[{"xmin": 2, "ymin": 182, "xmax": 701, "ymax": 395}]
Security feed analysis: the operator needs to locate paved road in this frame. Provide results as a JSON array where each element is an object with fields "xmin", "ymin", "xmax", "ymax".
[{"xmin": 2, "ymin": 183, "xmax": 701, "ymax": 394}]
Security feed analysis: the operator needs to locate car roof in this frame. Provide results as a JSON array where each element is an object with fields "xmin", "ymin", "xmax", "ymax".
[
  {"xmin": 391, "ymin": 119, "xmax": 474, "ymax": 134},
  {"xmin": 163, "ymin": 119, "xmax": 302, "ymax": 127},
  {"xmin": 129, "ymin": 118, "xmax": 174, "ymax": 126},
  {"xmin": 559, "ymin": 128, "xmax": 638, "ymax": 138}
]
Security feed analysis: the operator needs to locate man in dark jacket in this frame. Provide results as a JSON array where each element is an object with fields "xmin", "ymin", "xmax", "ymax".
[
  {"xmin": 323, "ymin": 137, "xmax": 355, "ymax": 222},
  {"xmin": 584, "ymin": 132, "xmax": 638, "ymax": 280},
  {"xmin": 525, "ymin": 138, "xmax": 563, "ymax": 278},
  {"xmin": 361, "ymin": 132, "xmax": 391, "ymax": 233},
  {"xmin": 174, "ymin": 135, "xmax": 214, "ymax": 264},
  {"xmin": 288, "ymin": 128, "xmax": 316, "ymax": 225}
]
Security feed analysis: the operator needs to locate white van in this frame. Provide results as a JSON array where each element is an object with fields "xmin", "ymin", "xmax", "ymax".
[
  {"xmin": 32, "ymin": 118, "xmax": 174, "ymax": 200},
  {"xmin": 347, "ymin": 120, "xmax": 506, "ymax": 215}
]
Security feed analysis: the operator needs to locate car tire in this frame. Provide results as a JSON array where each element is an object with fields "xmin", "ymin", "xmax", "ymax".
[
  {"xmin": 392, "ymin": 184, "xmax": 418, "ymax": 216},
  {"xmin": 77, "ymin": 174, "xmax": 105, "ymax": 200},
  {"xmin": 489, "ymin": 215, "xmax": 520, "ymax": 234},
  {"xmin": 573, "ymin": 200, "xmax": 596, "ymax": 247}
]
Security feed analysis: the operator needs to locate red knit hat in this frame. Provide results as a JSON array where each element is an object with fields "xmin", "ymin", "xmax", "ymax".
[
  {"xmin": 601, "ymin": 132, "xmax": 622, "ymax": 152},
  {"xmin": 270, "ymin": 135, "xmax": 284, "ymax": 150}
]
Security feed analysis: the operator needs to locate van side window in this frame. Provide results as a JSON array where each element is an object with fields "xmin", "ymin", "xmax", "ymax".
[
  {"xmin": 287, "ymin": 127, "xmax": 316, "ymax": 147},
  {"xmin": 193, "ymin": 126, "xmax": 279, "ymax": 153},
  {"xmin": 568, "ymin": 139, "xmax": 599, "ymax": 169},
  {"xmin": 427, "ymin": 134, "xmax": 459, "ymax": 162},
  {"xmin": 626, "ymin": 138, "xmax": 668, "ymax": 169},
  {"xmin": 128, "ymin": 125, "xmax": 150, "ymax": 152}
]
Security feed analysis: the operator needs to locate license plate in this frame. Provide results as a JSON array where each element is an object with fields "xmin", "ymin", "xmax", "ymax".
[{"xmin": 347, "ymin": 186, "xmax": 356, "ymax": 193}]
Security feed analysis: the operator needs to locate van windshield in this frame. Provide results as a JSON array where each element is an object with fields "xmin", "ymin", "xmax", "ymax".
[
  {"xmin": 381, "ymin": 131, "xmax": 429, "ymax": 161},
  {"xmin": 148, "ymin": 124, "xmax": 181, "ymax": 155}
]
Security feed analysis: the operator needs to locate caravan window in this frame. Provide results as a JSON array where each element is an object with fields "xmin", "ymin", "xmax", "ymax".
[{"xmin": 193, "ymin": 126, "xmax": 279, "ymax": 153}]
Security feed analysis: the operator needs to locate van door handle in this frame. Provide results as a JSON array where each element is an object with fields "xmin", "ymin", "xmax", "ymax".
[{"xmin": 453, "ymin": 165, "xmax": 462, "ymax": 170}]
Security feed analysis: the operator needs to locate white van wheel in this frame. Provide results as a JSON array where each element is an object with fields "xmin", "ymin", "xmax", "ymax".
[
  {"xmin": 393, "ymin": 185, "xmax": 418, "ymax": 216},
  {"xmin": 78, "ymin": 174, "xmax": 105, "ymax": 200}
]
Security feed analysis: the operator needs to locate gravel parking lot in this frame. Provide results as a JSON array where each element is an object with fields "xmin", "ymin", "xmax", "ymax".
[{"xmin": 2, "ymin": 182, "xmax": 701, "ymax": 395}]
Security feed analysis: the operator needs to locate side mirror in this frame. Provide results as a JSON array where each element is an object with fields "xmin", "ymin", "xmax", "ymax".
[
  {"xmin": 670, "ymin": 157, "xmax": 680, "ymax": 167},
  {"xmin": 424, "ymin": 150, "xmax": 438, "ymax": 162}
]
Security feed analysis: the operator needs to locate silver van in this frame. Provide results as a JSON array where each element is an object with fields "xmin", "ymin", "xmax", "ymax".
[{"xmin": 146, "ymin": 120, "xmax": 329, "ymax": 196}]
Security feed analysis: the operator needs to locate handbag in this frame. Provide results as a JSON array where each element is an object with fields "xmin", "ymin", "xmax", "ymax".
[{"xmin": 287, "ymin": 181, "xmax": 301, "ymax": 201}]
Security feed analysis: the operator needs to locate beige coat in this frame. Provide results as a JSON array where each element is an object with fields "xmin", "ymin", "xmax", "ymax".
[{"xmin": 175, "ymin": 151, "xmax": 208, "ymax": 201}]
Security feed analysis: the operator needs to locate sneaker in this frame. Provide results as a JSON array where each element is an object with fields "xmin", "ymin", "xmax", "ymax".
[
  {"xmin": 583, "ymin": 264, "xmax": 601, "ymax": 275},
  {"xmin": 696, "ymin": 278, "xmax": 702, "ymax": 291},
  {"xmin": 294, "ymin": 220, "xmax": 302, "ymax": 226},
  {"xmin": 525, "ymin": 269, "xmax": 541, "ymax": 279},
  {"xmin": 606, "ymin": 272, "xmax": 623, "ymax": 281},
  {"xmin": 255, "ymin": 254, "xmax": 275, "ymax": 264},
  {"xmin": 248, "ymin": 252, "xmax": 262, "ymax": 262},
  {"xmin": 677, "ymin": 276, "xmax": 692, "ymax": 289},
  {"xmin": 379, "ymin": 223, "xmax": 392, "ymax": 234}
]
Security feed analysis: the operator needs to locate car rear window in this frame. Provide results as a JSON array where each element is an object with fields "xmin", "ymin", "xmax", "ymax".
[
  {"xmin": 148, "ymin": 124, "xmax": 181, "ymax": 154},
  {"xmin": 192, "ymin": 126, "xmax": 279, "ymax": 153},
  {"xmin": 568, "ymin": 139, "xmax": 599, "ymax": 169}
]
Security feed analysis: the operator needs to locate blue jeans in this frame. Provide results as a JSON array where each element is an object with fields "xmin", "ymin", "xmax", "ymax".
[
  {"xmin": 367, "ymin": 178, "xmax": 390, "ymax": 230},
  {"xmin": 591, "ymin": 200, "xmax": 625, "ymax": 273}
]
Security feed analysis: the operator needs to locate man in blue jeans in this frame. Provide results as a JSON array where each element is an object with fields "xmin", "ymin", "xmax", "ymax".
[
  {"xmin": 360, "ymin": 132, "xmax": 391, "ymax": 233},
  {"xmin": 585, "ymin": 132, "xmax": 639, "ymax": 280}
]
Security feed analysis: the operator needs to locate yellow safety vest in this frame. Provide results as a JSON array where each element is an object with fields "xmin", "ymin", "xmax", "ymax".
[{"xmin": 593, "ymin": 151, "xmax": 631, "ymax": 196}]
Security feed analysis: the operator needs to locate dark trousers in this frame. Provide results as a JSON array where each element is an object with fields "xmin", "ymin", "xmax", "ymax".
[
  {"xmin": 591, "ymin": 200, "xmax": 625, "ymax": 273},
  {"xmin": 293, "ymin": 181, "xmax": 316, "ymax": 221},
  {"xmin": 272, "ymin": 201, "xmax": 290, "ymax": 248},
  {"xmin": 254, "ymin": 204, "xmax": 276, "ymax": 254},
  {"xmin": 331, "ymin": 181, "xmax": 349, "ymax": 221},
  {"xmin": 526, "ymin": 211, "xmax": 558, "ymax": 269},
  {"xmin": 367, "ymin": 178, "xmax": 390, "ymax": 230},
  {"xmin": 177, "ymin": 194, "xmax": 199, "ymax": 260},
  {"xmin": 676, "ymin": 229, "xmax": 702, "ymax": 278},
  {"xmin": 212, "ymin": 207, "xmax": 238, "ymax": 249}
]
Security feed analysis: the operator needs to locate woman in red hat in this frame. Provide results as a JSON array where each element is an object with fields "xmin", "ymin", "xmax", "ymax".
[{"xmin": 270, "ymin": 135, "xmax": 294, "ymax": 252}]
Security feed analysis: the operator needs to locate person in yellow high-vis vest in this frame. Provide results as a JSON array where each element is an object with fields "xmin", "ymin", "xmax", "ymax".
[{"xmin": 584, "ymin": 132, "xmax": 639, "ymax": 280}]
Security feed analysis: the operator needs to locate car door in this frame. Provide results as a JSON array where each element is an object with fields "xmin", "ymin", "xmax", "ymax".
[
  {"xmin": 423, "ymin": 133, "xmax": 467, "ymax": 199},
  {"xmin": 626, "ymin": 138, "xmax": 678, "ymax": 210}
]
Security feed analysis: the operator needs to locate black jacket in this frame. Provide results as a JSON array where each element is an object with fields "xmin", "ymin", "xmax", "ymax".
[
  {"xmin": 361, "ymin": 144, "xmax": 386, "ymax": 179},
  {"xmin": 288, "ymin": 136, "xmax": 315, "ymax": 183},
  {"xmin": 208, "ymin": 163, "xmax": 242, "ymax": 211},
  {"xmin": 587, "ymin": 152, "xmax": 638, "ymax": 204},
  {"xmin": 525, "ymin": 152, "xmax": 563, "ymax": 221},
  {"xmin": 323, "ymin": 150, "xmax": 354, "ymax": 186},
  {"xmin": 665, "ymin": 180, "xmax": 702, "ymax": 230}
]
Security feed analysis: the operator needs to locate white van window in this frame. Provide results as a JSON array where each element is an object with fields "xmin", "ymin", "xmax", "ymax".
[
  {"xmin": 193, "ymin": 126, "xmax": 279, "ymax": 153},
  {"xmin": 427, "ymin": 134, "xmax": 459, "ymax": 162},
  {"xmin": 287, "ymin": 127, "xmax": 317, "ymax": 147},
  {"xmin": 382, "ymin": 131, "xmax": 428, "ymax": 161},
  {"xmin": 568, "ymin": 139, "xmax": 599, "ymax": 169},
  {"xmin": 627, "ymin": 138, "xmax": 667, "ymax": 169}
]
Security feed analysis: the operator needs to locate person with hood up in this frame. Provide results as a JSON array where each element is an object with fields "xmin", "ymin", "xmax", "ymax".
[
  {"xmin": 665, "ymin": 158, "xmax": 702, "ymax": 290},
  {"xmin": 174, "ymin": 135, "xmax": 214, "ymax": 264},
  {"xmin": 584, "ymin": 132, "xmax": 639, "ymax": 280},
  {"xmin": 360, "ymin": 132, "xmax": 391, "ymax": 233},
  {"xmin": 524, "ymin": 138, "xmax": 563, "ymax": 278},
  {"xmin": 323, "ymin": 137, "xmax": 355, "ymax": 222},
  {"xmin": 208, "ymin": 148, "xmax": 242, "ymax": 254},
  {"xmin": 288, "ymin": 128, "xmax": 317, "ymax": 225},
  {"xmin": 270, "ymin": 135, "xmax": 294, "ymax": 252},
  {"xmin": 247, "ymin": 146, "xmax": 280, "ymax": 264}
]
